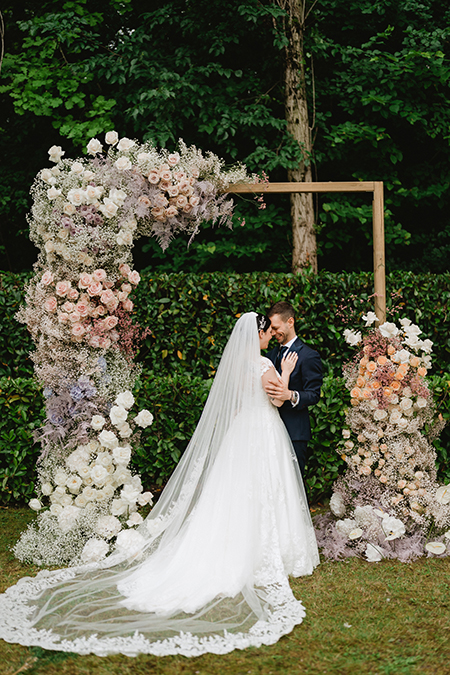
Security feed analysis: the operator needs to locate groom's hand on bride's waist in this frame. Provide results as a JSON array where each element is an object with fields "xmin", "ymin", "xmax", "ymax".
[{"xmin": 264, "ymin": 378, "xmax": 291, "ymax": 401}]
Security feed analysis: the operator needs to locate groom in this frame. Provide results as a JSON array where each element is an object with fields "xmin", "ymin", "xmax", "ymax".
[{"xmin": 264, "ymin": 301, "xmax": 323, "ymax": 476}]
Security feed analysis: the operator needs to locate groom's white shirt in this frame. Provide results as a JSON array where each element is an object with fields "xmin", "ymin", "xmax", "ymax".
[
  {"xmin": 283, "ymin": 335, "xmax": 298, "ymax": 349},
  {"xmin": 278, "ymin": 335, "xmax": 299, "ymax": 407}
]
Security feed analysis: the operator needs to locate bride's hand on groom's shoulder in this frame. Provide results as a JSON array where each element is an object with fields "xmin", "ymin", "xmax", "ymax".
[{"xmin": 281, "ymin": 351, "xmax": 298, "ymax": 376}]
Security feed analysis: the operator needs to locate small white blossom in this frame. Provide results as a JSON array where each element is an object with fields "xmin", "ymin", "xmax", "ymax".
[{"xmin": 362, "ymin": 311, "xmax": 378, "ymax": 326}]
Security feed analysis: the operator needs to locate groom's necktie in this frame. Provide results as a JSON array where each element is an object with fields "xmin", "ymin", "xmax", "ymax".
[{"xmin": 275, "ymin": 345, "xmax": 287, "ymax": 372}]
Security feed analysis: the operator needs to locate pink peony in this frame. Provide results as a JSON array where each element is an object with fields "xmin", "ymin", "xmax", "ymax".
[
  {"xmin": 119, "ymin": 264, "xmax": 131, "ymax": 277},
  {"xmin": 62, "ymin": 301, "xmax": 75, "ymax": 313},
  {"xmin": 44, "ymin": 297, "xmax": 58, "ymax": 312},
  {"xmin": 122, "ymin": 299, "xmax": 134, "ymax": 312},
  {"xmin": 55, "ymin": 281, "xmax": 71, "ymax": 297},
  {"xmin": 103, "ymin": 316, "xmax": 119, "ymax": 331},
  {"xmin": 100, "ymin": 289, "xmax": 115, "ymax": 305},
  {"xmin": 41, "ymin": 271, "xmax": 54, "ymax": 285},
  {"xmin": 87, "ymin": 282, "xmax": 103, "ymax": 297},
  {"xmin": 67, "ymin": 288, "xmax": 79, "ymax": 300},
  {"xmin": 72, "ymin": 323, "xmax": 86, "ymax": 337},
  {"xmin": 79, "ymin": 273, "xmax": 93, "ymax": 289},
  {"xmin": 128, "ymin": 270, "xmax": 140, "ymax": 285},
  {"xmin": 92, "ymin": 269, "xmax": 107, "ymax": 282}
]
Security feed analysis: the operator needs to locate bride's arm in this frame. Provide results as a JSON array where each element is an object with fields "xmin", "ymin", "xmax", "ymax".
[{"xmin": 261, "ymin": 367, "xmax": 284, "ymax": 407}]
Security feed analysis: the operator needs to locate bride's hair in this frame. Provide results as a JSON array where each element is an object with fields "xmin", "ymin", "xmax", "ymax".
[{"xmin": 256, "ymin": 313, "xmax": 271, "ymax": 333}]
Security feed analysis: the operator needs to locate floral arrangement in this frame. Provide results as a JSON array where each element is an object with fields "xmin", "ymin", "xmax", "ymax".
[
  {"xmin": 315, "ymin": 313, "xmax": 450, "ymax": 562},
  {"xmin": 15, "ymin": 133, "xmax": 254, "ymax": 566}
]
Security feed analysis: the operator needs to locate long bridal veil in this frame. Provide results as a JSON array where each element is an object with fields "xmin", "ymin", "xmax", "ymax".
[{"xmin": 0, "ymin": 312, "xmax": 319, "ymax": 657}]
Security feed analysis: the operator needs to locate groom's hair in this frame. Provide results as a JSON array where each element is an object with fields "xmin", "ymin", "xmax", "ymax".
[{"xmin": 267, "ymin": 301, "xmax": 295, "ymax": 323}]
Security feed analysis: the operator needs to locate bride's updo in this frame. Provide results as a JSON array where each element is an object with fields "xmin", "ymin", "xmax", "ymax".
[{"xmin": 256, "ymin": 313, "xmax": 271, "ymax": 333}]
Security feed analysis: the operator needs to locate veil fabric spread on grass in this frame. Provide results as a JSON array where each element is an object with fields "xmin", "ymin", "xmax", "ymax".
[{"xmin": 0, "ymin": 312, "xmax": 319, "ymax": 657}]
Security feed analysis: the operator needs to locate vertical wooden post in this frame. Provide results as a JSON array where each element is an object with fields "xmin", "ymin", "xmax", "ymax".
[{"xmin": 373, "ymin": 181, "xmax": 386, "ymax": 323}]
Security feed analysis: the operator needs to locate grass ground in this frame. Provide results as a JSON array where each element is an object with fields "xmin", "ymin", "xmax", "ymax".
[{"xmin": 1, "ymin": 508, "xmax": 449, "ymax": 675}]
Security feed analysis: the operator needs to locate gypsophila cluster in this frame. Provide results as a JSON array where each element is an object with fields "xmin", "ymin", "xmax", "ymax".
[{"xmin": 315, "ymin": 316, "xmax": 450, "ymax": 562}]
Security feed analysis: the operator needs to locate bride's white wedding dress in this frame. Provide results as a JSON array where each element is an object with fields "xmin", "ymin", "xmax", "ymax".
[{"xmin": 0, "ymin": 313, "xmax": 319, "ymax": 657}]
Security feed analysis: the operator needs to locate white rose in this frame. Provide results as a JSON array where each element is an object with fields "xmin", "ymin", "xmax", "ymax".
[
  {"xmin": 399, "ymin": 398, "xmax": 413, "ymax": 411},
  {"xmin": 415, "ymin": 397, "xmax": 427, "ymax": 409},
  {"xmin": 392, "ymin": 349, "xmax": 410, "ymax": 364},
  {"xmin": 83, "ymin": 170, "xmax": 95, "ymax": 179},
  {"xmin": 117, "ymin": 230, "xmax": 133, "ymax": 246},
  {"xmin": 91, "ymin": 415, "xmax": 106, "ymax": 431},
  {"xmin": 77, "ymin": 465, "xmax": 91, "ymax": 480},
  {"xmin": 63, "ymin": 202, "xmax": 77, "ymax": 215},
  {"xmin": 373, "ymin": 409, "xmax": 388, "ymax": 421},
  {"xmin": 105, "ymin": 130, "xmax": 119, "ymax": 145},
  {"xmin": 81, "ymin": 538, "xmax": 109, "ymax": 563},
  {"xmin": 49, "ymin": 503, "xmax": 63, "ymax": 516},
  {"xmin": 85, "ymin": 185, "xmax": 104, "ymax": 204},
  {"xmin": 47, "ymin": 187, "xmax": 62, "ymax": 200},
  {"xmin": 41, "ymin": 168, "xmax": 56, "ymax": 184},
  {"xmin": 127, "ymin": 512, "xmax": 144, "ymax": 527},
  {"xmin": 134, "ymin": 409, "xmax": 154, "ymax": 428},
  {"xmin": 41, "ymin": 482, "xmax": 53, "ymax": 496},
  {"xmin": 402, "ymin": 386, "xmax": 412, "ymax": 398},
  {"xmin": 109, "ymin": 188, "xmax": 127, "ymax": 206},
  {"xmin": 98, "ymin": 430, "xmax": 119, "ymax": 449},
  {"xmin": 57, "ymin": 505, "xmax": 81, "ymax": 532},
  {"xmin": 95, "ymin": 515, "xmax": 122, "ymax": 539},
  {"xmin": 137, "ymin": 491, "xmax": 154, "ymax": 507},
  {"xmin": 113, "ymin": 445, "xmax": 132, "ymax": 465},
  {"xmin": 404, "ymin": 334, "xmax": 421, "ymax": 349},
  {"xmin": 362, "ymin": 311, "xmax": 378, "ymax": 326},
  {"xmin": 137, "ymin": 152, "xmax": 152, "ymax": 163},
  {"xmin": 343, "ymin": 329, "xmax": 361, "ymax": 346},
  {"xmin": 399, "ymin": 318, "xmax": 412, "ymax": 327},
  {"xmin": 420, "ymin": 339, "xmax": 433, "ymax": 354},
  {"xmin": 329, "ymin": 492, "xmax": 346, "ymax": 517},
  {"xmin": 103, "ymin": 484, "xmax": 115, "ymax": 499},
  {"xmin": 48, "ymin": 145, "xmax": 65, "ymax": 162},
  {"xmin": 82, "ymin": 486, "xmax": 96, "ymax": 501},
  {"xmin": 397, "ymin": 418, "xmax": 408, "ymax": 429},
  {"xmin": 54, "ymin": 470, "xmax": 69, "ymax": 486},
  {"xmin": 111, "ymin": 498, "xmax": 128, "ymax": 516},
  {"xmin": 74, "ymin": 494, "xmax": 88, "ymax": 508},
  {"xmin": 67, "ymin": 187, "xmax": 87, "ymax": 206},
  {"xmin": 110, "ymin": 405, "xmax": 128, "ymax": 427},
  {"xmin": 117, "ymin": 137, "xmax": 135, "ymax": 152},
  {"xmin": 99, "ymin": 197, "xmax": 119, "ymax": 218},
  {"xmin": 87, "ymin": 138, "xmax": 103, "ymax": 155},
  {"xmin": 382, "ymin": 516, "xmax": 405, "ymax": 541},
  {"xmin": 96, "ymin": 452, "xmax": 113, "ymax": 468},
  {"xmin": 123, "ymin": 217, "xmax": 137, "ymax": 231},
  {"xmin": 60, "ymin": 493, "xmax": 73, "ymax": 507},
  {"xmin": 121, "ymin": 483, "xmax": 140, "ymax": 506},
  {"xmin": 389, "ymin": 410, "xmax": 402, "ymax": 425},
  {"xmin": 403, "ymin": 323, "xmax": 421, "ymax": 337},
  {"xmin": 91, "ymin": 464, "xmax": 109, "ymax": 486},
  {"xmin": 119, "ymin": 422, "xmax": 133, "ymax": 438},
  {"xmin": 70, "ymin": 161, "xmax": 84, "ymax": 174},
  {"xmin": 115, "ymin": 529, "xmax": 145, "ymax": 559},
  {"xmin": 115, "ymin": 156, "xmax": 132, "ymax": 171},
  {"xmin": 379, "ymin": 322, "xmax": 399, "ymax": 339},
  {"xmin": 66, "ymin": 474, "xmax": 83, "ymax": 494},
  {"xmin": 44, "ymin": 241, "xmax": 54, "ymax": 253},
  {"xmin": 365, "ymin": 543, "xmax": 384, "ymax": 562},
  {"xmin": 342, "ymin": 429, "xmax": 351, "ymax": 439},
  {"xmin": 29, "ymin": 498, "xmax": 42, "ymax": 511},
  {"xmin": 112, "ymin": 467, "xmax": 131, "ymax": 487},
  {"xmin": 435, "ymin": 485, "xmax": 450, "ymax": 505}
]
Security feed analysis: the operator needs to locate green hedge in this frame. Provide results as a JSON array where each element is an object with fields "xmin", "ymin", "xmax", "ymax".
[{"xmin": 1, "ymin": 270, "xmax": 450, "ymax": 506}]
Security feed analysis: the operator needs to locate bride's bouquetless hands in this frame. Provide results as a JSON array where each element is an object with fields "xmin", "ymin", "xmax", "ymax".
[{"xmin": 281, "ymin": 351, "xmax": 298, "ymax": 375}]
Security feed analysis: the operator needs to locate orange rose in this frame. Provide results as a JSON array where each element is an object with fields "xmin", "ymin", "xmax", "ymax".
[
  {"xmin": 366, "ymin": 361, "xmax": 377, "ymax": 373},
  {"xmin": 387, "ymin": 345, "xmax": 396, "ymax": 355},
  {"xmin": 356, "ymin": 376, "xmax": 366, "ymax": 387},
  {"xmin": 350, "ymin": 387, "xmax": 362, "ymax": 399},
  {"xmin": 394, "ymin": 371, "xmax": 404, "ymax": 381},
  {"xmin": 360, "ymin": 357, "xmax": 369, "ymax": 367},
  {"xmin": 391, "ymin": 381, "xmax": 401, "ymax": 391},
  {"xmin": 350, "ymin": 399, "xmax": 360, "ymax": 407},
  {"xmin": 383, "ymin": 388, "xmax": 392, "ymax": 397},
  {"xmin": 417, "ymin": 367, "xmax": 427, "ymax": 377},
  {"xmin": 398, "ymin": 363, "xmax": 409, "ymax": 375},
  {"xmin": 363, "ymin": 346, "xmax": 371, "ymax": 355},
  {"xmin": 409, "ymin": 356, "xmax": 420, "ymax": 368},
  {"xmin": 371, "ymin": 380, "xmax": 381, "ymax": 390},
  {"xmin": 362, "ymin": 388, "xmax": 372, "ymax": 399},
  {"xmin": 377, "ymin": 355, "xmax": 388, "ymax": 366}
]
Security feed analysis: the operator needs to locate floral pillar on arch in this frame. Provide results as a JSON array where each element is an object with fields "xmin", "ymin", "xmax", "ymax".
[
  {"xmin": 15, "ymin": 133, "xmax": 252, "ymax": 566},
  {"xmin": 315, "ymin": 314, "xmax": 450, "ymax": 561}
]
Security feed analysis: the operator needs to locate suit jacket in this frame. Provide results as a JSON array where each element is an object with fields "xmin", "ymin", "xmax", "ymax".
[{"xmin": 266, "ymin": 337, "xmax": 323, "ymax": 441}]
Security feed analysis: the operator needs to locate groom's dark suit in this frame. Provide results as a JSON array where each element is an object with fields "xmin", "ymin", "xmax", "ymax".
[{"xmin": 267, "ymin": 337, "xmax": 323, "ymax": 474}]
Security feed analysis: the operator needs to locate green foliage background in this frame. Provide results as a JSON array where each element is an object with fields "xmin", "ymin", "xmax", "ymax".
[{"xmin": 1, "ymin": 269, "xmax": 450, "ymax": 506}]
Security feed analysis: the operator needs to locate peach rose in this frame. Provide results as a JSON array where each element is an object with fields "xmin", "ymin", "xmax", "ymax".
[
  {"xmin": 92, "ymin": 269, "xmax": 107, "ymax": 282},
  {"xmin": 371, "ymin": 380, "xmax": 381, "ymax": 390},
  {"xmin": 356, "ymin": 376, "xmax": 366, "ymax": 387},
  {"xmin": 122, "ymin": 283, "xmax": 132, "ymax": 293},
  {"xmin": 380, "ymin": 444, "xmax": 388, "ymax": 452},
  {"xmin": 391, "ymin": 381, "xmax": 401, "ymax": 391},
  {"xmin": 183, "ymin": 203, "xmax": 193, "ymax": 213},
  {"xmin": 88, "ymin": 282, "xmax": 103, "ymax": 297},
  {"xmin": 379, "ymin": 475, "xmax": 388, "ymax": 484},
  {"xmin": 362, "ymin": 388, "xmax": 372, "ymax": 399},
  {"xmin": 189, "ymin": 195, "xmax": 200, "ymax": 207},
  {"xmin": 350, "ymin": 387, "xmax": 362, "ymax": 399},
  {"xmin": 55, "ymin": 281, "xmax": 71, "ymax": 297},
  {"xmin": 360, "ymin": 465, "xmax": 372, "ymax": 476},
  {"xmin": 167, "ymin": 185, "xmax": 179, "ymax": 197},
  {"xmin": 366, "ymin": 361, "xmax": 377, "ymax": 373},
  {"xmin": 176, "ymin": 194, "xmax": 188, "ymax": 208},
  {"xmin": 350, "ymin": 399, "xmax": 359, "ymax": 406},
  {"xmin": 103, "ymin": 316, "xmax": 118, "ymax": 331},
  {"xmin": 398, "ymin": 363, "xmax": 409, "ymax": 375},
  {"xmin": 166, "ymin": 205, "xmax": 178, "ymax": 218},
  {"xmin": 387, "ymin": 345, "xmax": 396, "ymax": 355},
  {"xmin": 76, "ymin": 301, "xmax": 90, "ymax": 317},
  {"xmin": 79, "ymin": 273, "xmax": 93, "ymax": 289},
  {"xmin": 138, "ymin": 195, "xmax": 151, "ymax": 207},
  {"xmin": 417, "ymin": 367, "xmax": 427, "ymax": 377},
  {"xmin": 410, "ymin": 356, "xmax": 420, "ymax": 368},
  {"xmin": 394, "ymin": 371, "xmax": 404, "ymax": 381},
  {"xmin": 383, "ymin": 388, "xmax": 392, "ymax": 397},
  {"xmin": 377, "ymin": 355, "xmax": 388, "ymax": 365},
  {"xmin": 168, "ymin": 153, "xmax": 180, "ymax": 166},
  {"xmin": 44, "ymin": 297, "xmax": 58, "ymax": 312},
  {"xmin": 360, "ymin": 356, "xmax": 369, "ymax": 366},
  {"xmin": 128, "ymin": 270, "xmax": 140, "ymax": 285},
  {"xmin": 100, "ymin": 289, "xmax": 115, "ymax": 305},
  {"xmin": 97, "ymin": 305, "xmax": 106, "ymax": 316},
  {"xmin": 119, "ymin": 264, "xmax": 131, "ymax": 277},
  {"xmin": 160, "ymin": 170, "xmax": 172, "ymax": 182}
]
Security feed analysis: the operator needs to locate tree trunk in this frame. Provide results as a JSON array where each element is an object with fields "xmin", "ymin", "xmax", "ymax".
[{"xmin": 279, "ymin": 0, "xmax": 317, "ymax": 273}]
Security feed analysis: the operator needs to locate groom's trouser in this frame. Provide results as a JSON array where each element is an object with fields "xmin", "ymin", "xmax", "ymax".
[{"xmin": 292, "ymin": 440, "xmax": 308, "ymax": 477}]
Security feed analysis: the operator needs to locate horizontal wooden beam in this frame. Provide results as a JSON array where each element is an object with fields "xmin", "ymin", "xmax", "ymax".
[{"xmin": 227, "ymin": 181, "xmax": 376, "ymax": 194}]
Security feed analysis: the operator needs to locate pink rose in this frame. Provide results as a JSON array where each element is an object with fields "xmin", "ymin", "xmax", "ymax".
[
  {"xmin": 173, "ymin": 171, "xmax": 186, "ymax": 181},
  {"xmin": 76, "ymin": 301, "xmax": 90, "ymax": 317},
  {"xmin": 72, "ymin": 323, "xmax": 86, "ymax": 337},
  {"xmin": 44, "ymin": 297, "xmax": 58, "ymax": 312},
  {"xmin": 103, "ymin": 281, "xmax": 114, "ymax": 289},
  {"xmin": 148, "ymin": 171, "xmax": 160, "ymax": 184},
  {"xmin": 165, "ymin": 206, "xmax": 177, "ymax": 219},
  {"xmin": 100, "ymin": 289, "xmax": 115, "ymax": 305},
  {"xmin": 69, "ymin": 311, "xmax": 81, "ymax": 323},
  {"xmin": 89, "ymin": 335, "xmax": 101, "ymax": 348},
  {"xmin": 62, "ymin": 301, "xmax": 75, "ymax": 313},
  {"xmin": 154, "ymin": 194, "xmax": 168, "ymax": 209},
  {"xmin": 110, "ymin": 330, "xmax": 119, "ymax": 342},
  {"xmin": 97, "ymin": 305, "xmax": 106, "ymax": 316},
  {"xmin": 67, "ymin": 288, "xmax": 79, "ymax": 300},
  {"xmin": 99, "ymin": 337, "xmax": 111, "ymax": 349},
  {"xmin": 189, "ymin": 195, "xmax": 200, "ymax": 207},
  {"xmin": 122, "ymin": 283, "xmax": 132, "ymax": 293},
  {"xmin": 183, "ymin": 203, "xmax": 193, "ymax": 214},
  {"xmin": 119, "ymin": 264, "xmax": 131, "ymax": 277},
  {"xmin": 78, "ymin": 273, "xmax": 93, "ymax": 289},
  {"xmin": 41, "ymin": 271, "xmax": 54, "ymax": 286},
  {"xmin": 92, "ymin": 269, "xmax": 107, "ymax": 282},
  {"xmin": 168, "ymin": 153, "xmax": 180, "ymax": 166},
  {"xmin": 160, "ymin": 170, "xmax": 172, "ymax": 182},
  {"xmin": 106, "ymin": 298, "xmax": 119, "ymax": 312},
  {"xmin": 176, "ymin": 195, "xmax": 188, "ymax": 208},
  {"xmin": 55, "ymin": 281, "xmax": 71, "ymax": 297},
  {"xmin": 117, "ymin": 291, "xmax": 128, "ymax": 302},
  {"xmin": 167, "ymin": 184, "xmax": 179, "ymax": 197},
  {"xmin": 58, "ymin": 312, "xmax": 70, "ymax": 323},
  {"xmin": 103, "ymin": 316, "xmax": 119, "ymax": 331},
  {"xmin": 122, "ymin": 299, "xmax": 133, "ymax": 312},
  {"xmin": 128, "ymin": 270, "xmax": 140, "ymax": 285},
  {"xmin": 87, "ymin": 282, "xmax": 103, "ymax": 297}
]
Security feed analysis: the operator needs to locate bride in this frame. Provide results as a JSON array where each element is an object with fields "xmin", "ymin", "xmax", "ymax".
[{"xmin": 0, "ymin": 312, "xmax": 319, "ymax": 657}]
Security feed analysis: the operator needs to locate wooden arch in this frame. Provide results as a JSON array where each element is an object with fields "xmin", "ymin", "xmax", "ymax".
[{"xmin": 228, "ymin": 181, "xmax": 386, "ymax": 323}]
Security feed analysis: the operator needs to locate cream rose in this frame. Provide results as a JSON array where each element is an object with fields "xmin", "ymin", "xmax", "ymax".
[
  {"xmin": 110, "ymin": 405, "xmax": 128, "ymax": 427},
  {"xmin": 87, "ymin": 138, "xmax": 103, "ymax": 154},
  {"xmin": 105, "ymin": 130, "xmax": 119, "ymax": 145},
  {"xmin": 134, "ymin": 409, "xmax": 154, "ymax": 428},
  {"xmin": 115, "ymin": 156, "xmax": 132, "ymax": 171}
]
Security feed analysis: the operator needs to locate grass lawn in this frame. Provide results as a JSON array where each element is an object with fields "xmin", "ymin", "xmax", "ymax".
[{"xmin": 1, "ymin": 508, "xmax": 449, "ymax": 675}]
